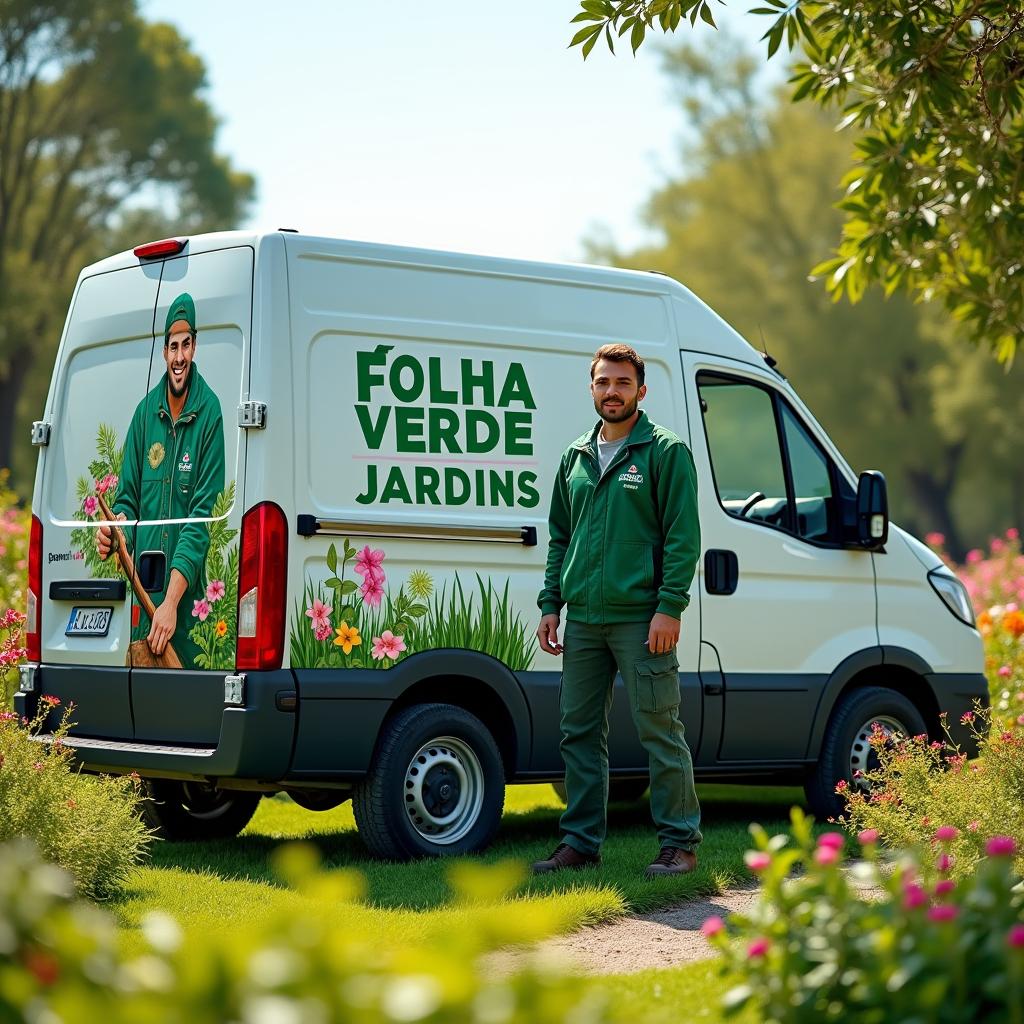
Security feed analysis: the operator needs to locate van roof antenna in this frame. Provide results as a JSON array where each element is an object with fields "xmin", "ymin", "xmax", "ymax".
[{"xmin": 758, "ymin": 325, "xmax": 787, "ymax": 379}]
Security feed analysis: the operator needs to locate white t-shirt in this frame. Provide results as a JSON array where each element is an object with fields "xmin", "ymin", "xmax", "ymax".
[{"xmin": 597, "ymin": 433, "xmax": 628, "ymax": 476}]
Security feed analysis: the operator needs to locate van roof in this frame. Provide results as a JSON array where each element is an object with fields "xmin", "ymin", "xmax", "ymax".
[{"xmin": 84, "ymin": 230, "xmax": 764, "ymax": 367}]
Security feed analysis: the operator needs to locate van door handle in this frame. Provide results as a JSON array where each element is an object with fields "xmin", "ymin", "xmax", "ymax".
[{"xmin": 704, "ymin": 549, "xmax": 738, "ymax": 595}]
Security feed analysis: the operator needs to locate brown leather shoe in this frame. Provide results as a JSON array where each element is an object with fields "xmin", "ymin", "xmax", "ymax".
[
  {"xmin": 645, "ymin": 845, "xmax": 698, "ymax": 877},
  {"xmin": 531, "ymin": 842, "xmax": 601, "ymax": 875}
]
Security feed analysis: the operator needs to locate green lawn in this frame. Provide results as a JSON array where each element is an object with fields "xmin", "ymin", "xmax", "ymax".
[{"xmin": 113, "ymin": 781, "xmax": 807, "ymax": 960}]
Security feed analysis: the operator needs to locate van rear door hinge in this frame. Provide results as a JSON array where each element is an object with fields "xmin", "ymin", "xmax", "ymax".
[
  {"xmin": 237, "ymin": 401, "xmax": 267, "ymax": 429},
  {"xmin": 31, "ymin": 421, "xmax": 51, "ymax": 446}
]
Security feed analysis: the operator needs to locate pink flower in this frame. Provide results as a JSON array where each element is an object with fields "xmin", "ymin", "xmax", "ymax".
[
  {"xmin": 1008, "ymin": 924, "xmax": 1024, "ymax": 948},
  {"xmin": 935, "ymin": 826, "xmax": 959, "ymax": 843},
  {"xmin": 928, "ymin": 904, "xmax": 958, "ymax": 923},
  {"xmin": 701, "ymin": 916, "xmax": 725, "ymax": 938},
  {"xmin": 744, "ymin": 851, "xmax": 772, "ymax": 872},
  {"xmin": 192, "ymin": 599, "xmax": 211, "ymax": 621},
  {"xmin": 902, "ymin": 883, "xmax": 927, "ymax": 910},
  {"xmin": 746, "ymin": 937, "xmax": 770, "ymax": 960},
  {"xmin": 354, "ymin": 546, "xmax": 386, "ymax": 582},
  {"xmin": 206, "ymin": 579, "xmax": 226, "ymax": 603},
  {"xmin": 1018, "ymin": 715, "xmax": 1024, "ymax": 727},
  {"xmin": 1008, "ymin": 528, "xmax": 1021, "ymax": 541},
  {"xmin": 360, "ymin": 575, "xmax": 384, "ymax": 608},
  {"xmin": 999, "ymin": 665, "xmax": 1013, "ymax": 678},
  {"xmin": 936, "ymin": 853, "xmax": 954, "ymax": 874},
  {"xmin": 960, "ymin": 712, "xmax": 975, "ymax": 725},
  {"xmin": 0, "ymin": 710, "xmax": 18, "ymax": 721},
  {"xmin": 858, "ymin": 829, "xmax": 879, "ymax": 845},
  {"xmin": 41, "ymin": 695, "xmax": 60, "ymax": 707},
  {"xmin": 305, "ymin": 598, "xmax": 332, "ymax": 633},
  {"xmin": 96, "ymin": 474, "xmax": 118, "ymax": 495},
  {"xmin": 815, "ymin": 846, "xmax": 840, "ymax": 866},
  {"xmin": 314, "ymin": 623, "xmax": 332, "ymax": 642},
  {"xmin": 0, "ymin": 609, "xmax": 25, "ymax": 629},
  {"xmin": 986, "ymin": 836, "xmax": 1017, "ymax": 857},
  {"xmin": 992, "ymin": 538, "xmax": 1007, "ymax": 554},
  {"xmin": 934, "ymin": 879, "xmax": 956, "ymax": 896},
  {"xmin": 83, "ymin": 496, "xmax": 98, "ymax": 518},
  {"xmin": 968, "ymin": 821, "xmax": 980, "ymax": 832},
  {"xmin": 966, "ymin": 549, "xmax": 983, "ymax": 564},
  {"xmin": 925, "ymin": 532, "xmax": 945, "ymax": 548},
  {"xmin": 834, "ymin": 779, "xmax": 848, "ymax": 794},
  {"xmin": 371, "ymin": 630, "xmax": 406, "ymax": 661},
  {"xmin": 818, "ymin": 832, "xmax": 846, "ymax": 851}
]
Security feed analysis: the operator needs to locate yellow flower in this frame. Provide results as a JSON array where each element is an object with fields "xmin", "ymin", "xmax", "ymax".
[
  {"xmin": 215, "ymin": 620, "xmax": 228, "ymax": 638},
  {"xmin": 333, "ymin": 621, "xmax": 362, "ymax": 654}
]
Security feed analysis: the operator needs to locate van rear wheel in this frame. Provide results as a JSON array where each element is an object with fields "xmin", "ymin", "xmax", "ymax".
[
  {"xmin": 804, "ymin": 686, "xmax": 927, "ymax": 821},
  {"xmin": 142, "ymin": 780, "xmax": 262, "ymax": 841},
  {"xmin": 353, "ymin": 703, "xmax": 505, "ymax": 861}
]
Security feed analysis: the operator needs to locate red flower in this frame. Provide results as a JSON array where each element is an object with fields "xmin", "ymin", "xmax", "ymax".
[
  {"xmin": 41, "ymin": 695, "xmax": 60, "ymax": 707},
  {"xmin": 22, "ymin": 948, "xmax": 60, "ymax": 986}
]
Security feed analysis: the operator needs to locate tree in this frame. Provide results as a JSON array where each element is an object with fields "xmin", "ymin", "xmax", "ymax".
[
  {"xmin": 586, "ymin": 37, "xmax": 1024, "ymax": 553},
  {"xmin": 570, "ymin": 1, "xmax": 1024, "ymax": 362},
  {"xmin": 0, "ymin": 1, "xmax": 254, "ymax": 492}
]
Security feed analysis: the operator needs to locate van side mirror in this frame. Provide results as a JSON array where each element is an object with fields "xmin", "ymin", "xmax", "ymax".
[{"xmin": 856, "ymin": 470, "xmax": 888, "ymax": 550}]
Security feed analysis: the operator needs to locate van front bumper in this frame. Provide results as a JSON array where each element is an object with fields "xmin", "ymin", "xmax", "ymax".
[
  {"xmin": 15, "ymin": 669, "xmax": 297, "ymax": 782},
  {"xmin": 927, "ymin": 671, "xmax": 990, "ymax": 756}
]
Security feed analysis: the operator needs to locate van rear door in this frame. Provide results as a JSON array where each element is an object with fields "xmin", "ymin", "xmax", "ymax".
[
  {"xmin": 41, "ymin": 264, "xmax": 161, "ymax": 738},
  {"xmin": 128, "ymin": 246, "xmax": 252, "ymax": 744}
]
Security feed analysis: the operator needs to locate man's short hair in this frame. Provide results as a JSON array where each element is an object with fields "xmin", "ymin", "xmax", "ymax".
[{"xmin": 590, "ymin": 343, "xmax": 645, "ymax": 386}]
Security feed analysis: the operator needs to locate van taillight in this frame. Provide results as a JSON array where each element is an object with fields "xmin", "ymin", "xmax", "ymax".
[
  {"xmin": 236, "ymin": 502, "xmax": 288, "ymax": 672},
  {"xmin": 133, "ymin": 238, "xmax": 186, "ymax": 259},
  {"xmin": 27, "ymin": 514, "xmax": 42, "ymax": 661}
]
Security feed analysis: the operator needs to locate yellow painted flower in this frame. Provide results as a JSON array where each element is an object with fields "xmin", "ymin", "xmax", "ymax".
[
  {"xmin": 333, "ymin": 621, "xmax": 362, "ymax": 654},
  {"xmin": 215, "ymin": 619, "xmax": 228, "ymax": 638}
]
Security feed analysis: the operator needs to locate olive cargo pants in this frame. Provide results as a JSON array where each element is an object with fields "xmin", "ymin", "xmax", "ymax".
[{"xmin": 558, "ymin": 619, "xmax": 702, "ymax": 856}]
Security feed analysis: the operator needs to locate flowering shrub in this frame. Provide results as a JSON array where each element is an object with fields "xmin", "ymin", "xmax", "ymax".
[
  {"xmin": 0, "ymin": 469, "xmax": 30, "ymax": 615},
  {"xmin": 705, "ymin": 809, "xmax": 1024, "ymax": 1023},
  {"xmin": 0, "ymin": 840, "xmax": 615, "ymax": 1023},
  {"xmin": 839, "ymin": 706, "xmax": 1024, "ymax": 881},
  {"xmin": 0, "ymin": 698, "xmax": 150, "ymax": 899}
]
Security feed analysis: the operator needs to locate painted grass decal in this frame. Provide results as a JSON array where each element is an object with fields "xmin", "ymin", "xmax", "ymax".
[{"xmin": 290, "ymin": 539, "xmax": 536, "ymax": 671}]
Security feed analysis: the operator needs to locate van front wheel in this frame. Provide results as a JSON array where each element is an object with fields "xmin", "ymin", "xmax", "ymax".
[
  {"xmin": 353, "ymin": 704, "xmax": 505, "ymax": 860},
  {"xmin": 142, "ymin": 780, "xmax": 261, "ymax": 841},
  {"xmin": 804, "ymin": 686, "xmax": 927, "ymax": 821}
]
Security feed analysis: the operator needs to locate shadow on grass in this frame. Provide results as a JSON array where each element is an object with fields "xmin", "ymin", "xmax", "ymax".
[{"xmin": 129, "ymin": 783, "xmax": 809, "ymax": 914}]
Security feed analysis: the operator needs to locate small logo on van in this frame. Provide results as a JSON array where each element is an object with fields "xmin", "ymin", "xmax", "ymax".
[{"xmin": 148, "ymin": 442, "xmax": 165, "ymax": 469}]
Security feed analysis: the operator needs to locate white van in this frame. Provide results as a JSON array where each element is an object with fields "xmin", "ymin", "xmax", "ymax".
[{"xmin": 17, "ymin": 230, "xmax": 987, "ymax": 858}]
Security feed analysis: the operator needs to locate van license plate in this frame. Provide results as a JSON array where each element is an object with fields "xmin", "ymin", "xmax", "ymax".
[{"xmin": 66, "ymin": 607, "xmax": 113, "ymax": 637}]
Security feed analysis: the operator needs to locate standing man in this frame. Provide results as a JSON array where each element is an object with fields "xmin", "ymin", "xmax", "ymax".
[
  {"xmin": 97, "ymin": 292, "xmax": 225, "ymax": 669},
  {"xmin": 533, "ymin": 343, "xmax": 702, "ymax": 877}
]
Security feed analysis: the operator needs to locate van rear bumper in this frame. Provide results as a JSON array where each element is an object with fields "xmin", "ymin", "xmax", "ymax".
[{"xmin": 15, "ymin": 669, "xmax": 297, "ymax": 781}]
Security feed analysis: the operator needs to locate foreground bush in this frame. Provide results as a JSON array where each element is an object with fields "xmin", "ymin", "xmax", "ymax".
[
  {"xmin": 0, "ymin": 471, "xmax": 29, "ymax": 617},
  {"xmin": 705, "ymin": 810, "xmax": 1024, "ymax": 1023},
  {"xmin": 0, "ymin": 840, "xmax": 616, "ymax": 1024},
  {"xmin": 838, "ymin": 706, "xmax": 1024, "ymax": 882},
  {"xmin": 0, "ymin": 700, "xmax": 150, "ymax": 900}
]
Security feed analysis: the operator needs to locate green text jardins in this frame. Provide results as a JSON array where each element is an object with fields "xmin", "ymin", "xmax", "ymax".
[{"xmin": 354, "ymin": 346, "xmax": 540, "ymax": 509}]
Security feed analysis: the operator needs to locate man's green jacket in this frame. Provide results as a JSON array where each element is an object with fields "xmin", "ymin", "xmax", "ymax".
[
  {"xmin": 113, "ymin": 364, "xmax": 225, "ymax": 667},
  {"xmin": 538, "ymin": 410, "xmax": 700, "ymax": 625}
]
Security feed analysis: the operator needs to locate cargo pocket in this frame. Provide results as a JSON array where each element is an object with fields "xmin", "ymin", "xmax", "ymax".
[{"xmin": 634, "ymin": 653, "xmax": 680, "ymax": 714}]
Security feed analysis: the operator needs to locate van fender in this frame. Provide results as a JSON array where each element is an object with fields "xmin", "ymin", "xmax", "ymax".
[{"xmin": 804, "ymin": 646, "xmax": 936, "ymax": 759}]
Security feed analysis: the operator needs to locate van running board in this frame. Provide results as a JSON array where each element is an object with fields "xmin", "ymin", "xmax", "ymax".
[{"xmin": 31, "ymin": 734, "xmax": 216, "ymax": 757}]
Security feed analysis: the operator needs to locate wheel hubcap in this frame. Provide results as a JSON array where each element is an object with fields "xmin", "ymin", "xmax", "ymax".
[
  {"xmin": 849, "ymin": 714, "xmax": 907, "ymax": 791},
  {"xmin": 404, "ymin": 736, "xmax": 484, "ymax": 845}
]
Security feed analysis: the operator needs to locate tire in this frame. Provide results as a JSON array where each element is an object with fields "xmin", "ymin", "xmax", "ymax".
[
  {"xmin": 142, "ymin": 780, "xmax": 262, "ymax": 841},
  {"xmin": 353, "ymin": 703, "xmax": 505, "ymax": 861},
  {"xmin": 551, "ymin": 778, "xmax": 649, "ymax": 804},
  {"xmin": 804, "ymin": 686, "xmax": 927, "ymax": 821}
]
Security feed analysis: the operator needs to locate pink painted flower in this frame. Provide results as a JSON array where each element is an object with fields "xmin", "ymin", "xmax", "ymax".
[
  {"xmin": 354, "ymin": 545, "xmax": 386, "ymax": 582},
  {"xmin": 986, "ymin": 836, "xmax": 1017, "ymax": 857},
  {"xmin": 744, "ymin": 851, "xmax": 772, "ymax": 872},
  {"xmin": 935, "ymin": 826, "xmax": 959, "ymax": 843},
  {"xmin": 305, "ymin": 598, "xmax": 332, "ymax": 633},
  {"xmin": 371, "ymin": 630, "xmax": 406, "ymax": 661},
  {"xmin": 1008, "ymin": 924, "xmax": 1024, "ymax": 949},
  {"xmin": 83, "ymin": 496, "xmax": 98, "ymax": 518},
  {"xmin": 192, "ymin": 599, "xmax": 211, "ymax": 622},
  {"xmin": 999, "ymin": 665, "xmax": 1013, "ymax": 678},
  {"xmin": 902, "ymin": 883, "xmax": 926, "ymax": 910},
  {"xmin": 701, "ymin": 916, "xmax": 725, "ymax": 938},
  {"xmin": 746, "ymin": 937, "xmax": 770, "ymax": 960},
  {"xmin": 206, "ymin": 579, "xmax": 226, "ymax": 603},
  {"xmin": 96, "ymin": 473, "xmax": 118, "ymax": 495},
  {"xmin": 815, "ymin": 846, "xmax": 840, "ymax": 867},
  {"xmin": 360, "ymin": 575, "xmax": 385, "ymax": 608},
  {"xmin": 313, "ymin": 623, "xmax": 332, "ymax": 642},
  {"xmin": 928, "ymin": 904, "xmax": 958, "ymax": 923},
  {"xmin": 934, "ymin": 879, "xmax": 956, "ymax": 896},
  {"xmin": 858, "ymin": 829, "xmax": 879, "ymax": 845},
  {"xmin": 818, "ymin": 832, "xmax": 845, "ymax": 851}
]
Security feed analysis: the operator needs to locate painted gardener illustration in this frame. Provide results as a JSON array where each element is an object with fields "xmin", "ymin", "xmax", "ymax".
[
  {"xmin": 96, "ymin": 292, "xmax": 226, "ymax": 669},
  {"xmin": 534, "ymin": 343, "xmax": 703, "ymax": 878}
]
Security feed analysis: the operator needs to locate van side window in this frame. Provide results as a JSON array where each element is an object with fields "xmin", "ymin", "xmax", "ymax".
[{"xmin": 697, "ymin": 372, "xmax": 842, "ymax": 544}]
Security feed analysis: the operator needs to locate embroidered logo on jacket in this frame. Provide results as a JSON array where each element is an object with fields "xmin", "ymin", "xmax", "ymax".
[
  {"xmin": 177, "ymin": 451, "xmax": 193, "ymax": 473},
  {"xmin": 618, "ymin": 465, "xmax": 644, "ymax": 490},
  {"xmin": 148, "ymin": 442, "xmax": 165, "ymax": 469}
]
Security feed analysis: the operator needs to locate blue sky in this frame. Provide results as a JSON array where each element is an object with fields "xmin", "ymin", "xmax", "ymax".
[{"xmin": 142, "ymin": 1, "xmax": 771, "ymax": 261}]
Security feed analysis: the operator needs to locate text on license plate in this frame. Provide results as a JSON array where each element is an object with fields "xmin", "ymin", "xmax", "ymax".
[{"xmin": 66, "ymin": 606, "xmax": 113, "ymax": 637}]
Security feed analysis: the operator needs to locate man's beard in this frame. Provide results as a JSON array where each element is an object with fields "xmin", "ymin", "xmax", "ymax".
[
  {"xmin": 168, "ymin": 363, "xmax": 191, "ymax": 399},
  {"xmin": 594, "ymin": 395, "xmax": 638, "ymax": 423}
]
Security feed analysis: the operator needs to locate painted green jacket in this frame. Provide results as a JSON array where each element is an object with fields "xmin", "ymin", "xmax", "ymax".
[
  {"xmin": 113, "ymin": 364, "xmax": 225, "ymax": 667},
  {"xmin": 538, "ymin": 410, "xmax": 700, "ymax": 624}
]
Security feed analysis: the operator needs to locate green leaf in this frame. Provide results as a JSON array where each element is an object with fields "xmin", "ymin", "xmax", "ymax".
[
  {"xmin": 765, "ymin": 22, "xmax": 784, "ymax": 59},
  {"xmin": 699, "ymin": 2, "xmax": 716, "ymax": 28},
  {"xmin": 630, "ymin": 18, "xmax": 645, "ymax": 53},
  {"xmin": 340, "ymin": 580, "xmax": 358, "ymax": 595},
  {"xmin": 571, "ymin": 23, "xmax": 602, "ymax": 47},
  {"xmin": 406, "ymin": 603, "xmax": 429, "ymax": 618},
  {"xmin": 327, "ymin": 543, "xmax": 338, "ymax": 575},
  {"xmin": 339, "ymin": 604, "xmax": 356, "ymax": 622}
]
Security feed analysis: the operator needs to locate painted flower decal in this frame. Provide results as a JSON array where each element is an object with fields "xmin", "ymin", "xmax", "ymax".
[
  {"xmin": 206, "ymin": 579, "xmax": 226, "ymax": 603},
  {"xmin": 215, "ymin": 620, "xmax": 228, "ymax": 638},
  {"xmin": 82, "ymin": 496, "xmax": 98, "ymax": 518},
  {"xmin": 333, "ymin": 621, "xmax": 362, "ymax": 654},
  {"xmin": 360, "ymin": 575, "xmax": 385, "ymax": 608},
  {"xmin": 305, "ymin": 598, "xmax": 333, "ymax": 634},
  {"xmin": 408, "ymin": 569, "xmax": 433, "ymax": 600},
  {"xmin": 371, "ymin": 630, "xmax": 406, "ymax": 661},
  {"xmin": 147, "ymin": 442, "xmax": 165, "ymax": 470},
  {"xmin": 95, "ymin": 473, "xmax": 118, "ymax": 495},
  {"xmin": 354, "ymin": 545, "xmax": 386, "ymax": 584},
  {"xmin": 192, "ymin": 599, "xmax": 211, "ymax": 622}
]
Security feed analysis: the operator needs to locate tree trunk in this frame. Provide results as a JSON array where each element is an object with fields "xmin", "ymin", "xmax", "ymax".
[
  {"xmin": 0, "ymin": 348, "xmax": 33, "ymax": 474},
  {"xmin": 905, "ymin": 463, "xmax": 964, "ymax": 561}
]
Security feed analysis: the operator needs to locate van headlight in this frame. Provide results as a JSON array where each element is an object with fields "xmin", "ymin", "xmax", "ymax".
[{"xmin": 928, "ymin": 568, "xmax": 975, "ymax": 627}]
